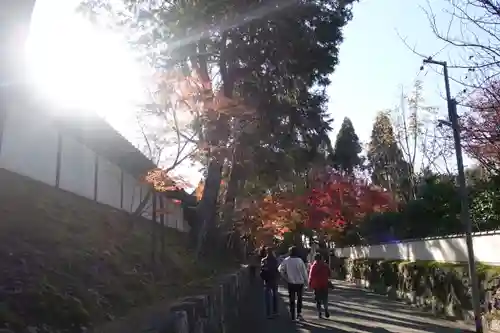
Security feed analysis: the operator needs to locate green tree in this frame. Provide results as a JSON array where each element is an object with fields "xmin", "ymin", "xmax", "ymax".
[
  {"xmin": 367, "ymin": 111, "xmax": 409, "ymax": 200},
  {"xmin": 331, "ymin": 117, "xmax": 362, "ymax": 175},
  {"xmin": 469, "ymin": 175, "xmax": 500, "ymax": 231},
  {"xmin": 406, "ymin": 176, "xmax": 462, "ymax": 237},
  {"xmin": 82, "ymin": 0, "xmax": 355, "ymax": 255}
]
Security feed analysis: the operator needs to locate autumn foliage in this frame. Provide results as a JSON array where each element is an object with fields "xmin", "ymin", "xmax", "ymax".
[
  {"xmin": 307, "ymin": 173, "xmax": 394, "ymax": 231},
  {"xmin": 243, "ymin": 170, "xmax": 395, "ymax": 244},
  {"xmin": 254, "ymin": 193, "xmax": 307, "ymax": 235},
  {"xmin": 144, "ymin": 168, "xmax": 191, "ymax": 192},
  {"xmin": 463, "ymin": 81, "xmax": 500, "ymax": 174},
  {"xmin": 145, "ymin": 68, "xmax": 257, "ymax": 192},
  {"xmin": 144, "ymin": 61, "xmax": 395, "ymax": 245}
]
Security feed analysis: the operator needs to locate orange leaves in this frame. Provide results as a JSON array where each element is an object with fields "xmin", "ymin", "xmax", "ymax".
[
  {"xmin": 154, "ymin": 69, "xmax": 256, "ymax": 119},
  {"xmin": 156, "ymin": 69, "xmax": 211, "ymax": 98},
  {"xmin": 194, "ymin": 180, "xmax": 204, "ymax": 201},
  {"xmin": 146, "ymin": 65, "xmax": 259, "ymax": 193},
  {"xmin": 240, "ymin": 170, "xmax": 396, "ymax": 241},
  {"xmin": 206, "ymin": 91, "xmax": 257, "ymax": 117},
  {"xmin": 143, "ymin": 168, "xmax": 191, "ymax": 192},
  {"xmin": 242, "ymin": 192, "xmax": 308, "ymax": 239},
  {"xmin": 306, "ymin": 171, "xmax": 395, "ymax": 232}
]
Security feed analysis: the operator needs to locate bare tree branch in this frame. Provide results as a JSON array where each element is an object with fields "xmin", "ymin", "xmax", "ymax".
[{"xmin": 391, "ymin": 80, "xmax": 455, "ymax": 181}]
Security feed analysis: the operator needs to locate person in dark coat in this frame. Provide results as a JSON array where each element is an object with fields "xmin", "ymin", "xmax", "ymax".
[{"xmin": 260, "ymin": 246, "xmax": 280, "ymax": 318}]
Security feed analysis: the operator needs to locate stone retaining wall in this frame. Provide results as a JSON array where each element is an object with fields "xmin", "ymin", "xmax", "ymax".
[
  {"xmin": 163, "ymin": 266, "xmax": 252, "ymax": 333},
  {"xmin": 92, "ymin": 265, "xmax": 254, "ymax": 333},
  {"xmin": 332, "ymin": 258, "xmax": 500, "ymax": 332}
]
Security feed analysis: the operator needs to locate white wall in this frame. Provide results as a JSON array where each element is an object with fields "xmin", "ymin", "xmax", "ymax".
[
  {"xmin": 140, "ymin": 184, "xmax": 153, "ymax": 220},
  {"xmin": 173, "ymin": 201, "xmax": 186, "ymax": 231},
  {"xmin": 96, "ymin": 156, "xmax": 122, "ymax": 209},
  {"xmin": 162, "ymin": 199, "xmax": 187, "ymax": 232},
  {"xmin": 123, "ymin": 172, "xmax": 141, "ymax": 212},
  {"xmin": 135, "ymin": 189, "xmax": 188, "ymax": 231},
  {"xmin": 334, "ymin": 232, "xmax": 500, "ymax": 266},
  {"xmin": 0, "ymin": 101, "xmax": 188, "ymax": 232},
  {"xmin": 0, "ymin": 98, "xmax": 58, "ymax": 186},
  {"xmin": 59, "ymin": 135, "xmax": 96, "ymax": 200}
]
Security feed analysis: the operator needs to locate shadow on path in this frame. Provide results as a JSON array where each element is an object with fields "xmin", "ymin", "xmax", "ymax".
[{"xmin": 241, "ymin": 280, "xmax": 475, "ymax": 333}]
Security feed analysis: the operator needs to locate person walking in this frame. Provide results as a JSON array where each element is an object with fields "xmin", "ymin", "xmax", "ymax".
[
  {"xmin": 278, "ymin": 246, "xmax": 308, "ymax": 321},
  {"xmin": 259, "ymin": 247, "xmax": 280, "ymax": 318},
  {"xmin": 309, "ymin": 253, "xmax": 331, "ymax": 319}
]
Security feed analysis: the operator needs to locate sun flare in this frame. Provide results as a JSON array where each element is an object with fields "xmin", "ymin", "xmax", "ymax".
[
  {"xmin": 25, "ymin": 0, "xmax": 203, "ymax": 187},
  {"xmin": 26, "ymin": 0, "xmax": 147, "ymax": 121}
]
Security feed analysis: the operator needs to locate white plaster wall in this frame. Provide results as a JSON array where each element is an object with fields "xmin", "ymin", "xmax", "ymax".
[
  {"xmin": 0, "ymin": 97, "xmax": 189, "ymax": 232},
  {"xmin": 138, "ymin": 188, "xmax": 175, "ymax": 224},
  {"xmin": 0, "ymin": 105, "xmax": 58, "ymax": 186},
  {"xmin": 155, "ymin": 194, "xmax": 162, "ymax": 223},
  {"xmin": 156, "ymin": 198, "xmax": 186, "ymax": 231},
  {"xmin": 166, "ymin": 200, "xmax": 178, "ymax": 229},
  {"xmin": 122, "ymin": 172, "xmax": 142, "ymax": 212},
  {"xmin": 177, "ymin": 204, "xmax": 187, "ymax": 231},
  {"xmin": 162, "ymin": 200, "xmax": 173, "ymax": 228},
  {"xmin": 59, "ymin": 136, "xmax": 96, "ymax": 200},
  {"xmin": 334, "ymin": 232, "xmax": 500, "ymax": 266},
  {"xmin": 169, "ymin": 199, "xmax": 185, "ymax": 231},
  {"xmin": 132, "ymin": 181, "xmax": 142, "ymax": 213},
  {"xmin": 140, "ymin": 184, "xmax": 153, "ymax": 219},
  {"xmin": 96, "ymin": 156, "xmax": 122, "ymax": 209}
]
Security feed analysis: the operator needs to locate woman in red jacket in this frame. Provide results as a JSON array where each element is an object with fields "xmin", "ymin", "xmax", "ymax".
[{"xmin": 308, "ymin": 253, "xmax": 331, "ymax": 318}]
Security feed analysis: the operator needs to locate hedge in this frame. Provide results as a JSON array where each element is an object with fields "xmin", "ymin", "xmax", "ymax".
[{"xmin": 332, "ymin": 257, "xmax": 500, "ymax": 324}]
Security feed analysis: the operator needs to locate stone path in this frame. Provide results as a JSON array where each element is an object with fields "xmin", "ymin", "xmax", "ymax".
[{"xmin": 247, "ymin": 280, "xmax": 476, "ymax": 333}]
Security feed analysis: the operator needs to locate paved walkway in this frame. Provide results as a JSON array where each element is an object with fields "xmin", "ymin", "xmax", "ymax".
[{"xmin": 247, "ymin": 280, "xmax": 475, "ymax": 333}]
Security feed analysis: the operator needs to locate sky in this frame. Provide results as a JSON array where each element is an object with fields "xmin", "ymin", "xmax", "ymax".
[
  {"xmin": 327, "ymin": 0, "xmax": 478, "ymax": 170},
  {"xmin": 328, "ymin": 0, "xmax": 459, "ymax": 142},
  {"xmin": 26, "ymin": 0, "xmax": 478, "ymax": 185}
]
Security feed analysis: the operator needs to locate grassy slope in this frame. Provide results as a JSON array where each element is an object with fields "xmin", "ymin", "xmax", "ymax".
[{"xmin": 0, "ymin": 168, "xmax": 234, "ymax": 332}]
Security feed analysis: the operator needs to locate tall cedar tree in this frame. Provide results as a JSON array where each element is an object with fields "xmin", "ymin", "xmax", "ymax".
[
  {"xmin": 82, "ymin": 0, "xmax": 355, "ymax": 253},
  {"xmin": 331, "ymin": 117, "xmax": 362, "ymax": 175},
  {"xmin": 219, "ymin": 0, "xmax": 354, "ymax": 225},
  {"xmin": 367, "ymin": 112, "xmax": 409, "ymax": 200}
]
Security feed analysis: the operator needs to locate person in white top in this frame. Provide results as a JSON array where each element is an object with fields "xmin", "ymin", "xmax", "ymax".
[{"xmin": 278, "ymin": 246, "xmax": 309, "ymax": 321}]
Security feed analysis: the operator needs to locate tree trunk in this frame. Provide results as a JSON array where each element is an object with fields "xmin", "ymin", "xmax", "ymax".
[
  {"xmin": 133, "ymin": 189, "xmax": 152, "ymax": 216},
  {"xmin": 220, "ymin": 32, "xmax": 243, "ymax": 233},
  {"xmin": 195, "ymin": 33, "xmax": 235, "ymax": 257},
  {"xmin": 196, "ymin": 160, "xmax": 223, "ymax": 256},
  {"xmin": 151, "ymin": 191, "xmax": 157, "ymax": 264},
  {"xmin": 159, "ymin": 194, "xmax": 166, "ymax": 261},
  {"xmin": 194, "ymin": 41, "xmax": 224, "ymax": 257},
  {"xmin": 222, "ymin": 143, "xmax": 244, "ymax": 227}
]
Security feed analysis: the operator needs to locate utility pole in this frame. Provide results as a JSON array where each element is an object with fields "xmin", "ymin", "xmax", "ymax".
[{"xmin": 423, "ymin": 58, "xmax": 483, "ymax": 333}]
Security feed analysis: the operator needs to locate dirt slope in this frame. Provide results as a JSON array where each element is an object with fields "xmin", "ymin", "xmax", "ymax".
[{"xmin": 0, "ymin": 168, "xmax": 231, "ymax": 332}]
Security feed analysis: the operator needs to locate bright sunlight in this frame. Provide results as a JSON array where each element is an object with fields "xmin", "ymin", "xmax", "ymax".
[
  {"xmin": 26, "ymin": 0, "xmax": 202, "ymax": 187},
  {"xmin": 26, "ymin": 0, "xmax": 147, "ymax": 124}
]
